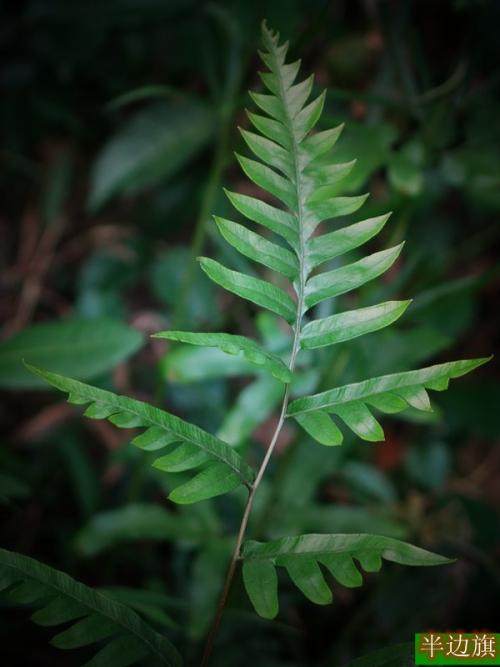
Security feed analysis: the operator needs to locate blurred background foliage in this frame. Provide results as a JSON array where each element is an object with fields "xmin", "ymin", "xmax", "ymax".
[{"xmin": 0, "ymin": 0, "xmax": 498, "ymax": 665}]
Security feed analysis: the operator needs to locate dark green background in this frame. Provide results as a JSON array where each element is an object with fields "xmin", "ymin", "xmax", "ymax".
[{"xmin": 1, "ymin": 1, "xmax": 498, "ymax": 665}]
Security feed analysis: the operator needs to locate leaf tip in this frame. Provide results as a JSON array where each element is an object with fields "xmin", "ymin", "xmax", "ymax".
[
  {"xmin": 392, "ymin": 240, "xmax": 406, "ymax": 256},
  {"xmin": 401, "ymin": 298, "xmax": 413, "ymax": 311},
  {"xmin": 150, "ymin": 331, "xmax": 169, "ymax": 340},
  {"xmin": 23, "ymin": 360, "xmax": 42, "ymax": 377}
]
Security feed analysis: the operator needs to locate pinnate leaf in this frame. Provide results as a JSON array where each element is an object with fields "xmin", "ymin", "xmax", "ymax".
[
  {"xmin": 168, "ymin": 463, "xmax": 242, "ymax": 505},
  {"xmin": 282, "ymin": 557, "xmax": 332, "ymax": 605},
  {"xmin": 288, "ymin": 358, "xmax": 490, "ymax": 415},
  {"xmin": 294, "ymin": 411, "xmax": 343, "ymax": 446},
  {"xmin": 239, "ymin": 128, "xmax": 292, "ymax": 177},
  {"xmin": 302, "ymin": 124, "xmax": 344, "ymax": 163},
  {"xmin": 306, "ymin": 213, "xmax": 391, "ymax": 269},
  {"xmin": 26, "ymin": 364, "xmax": 255, "ymax": 501},
  {"xmin": 242, "ymin": 559, "xmax": 278, "ymax": 620},
  {"xmin": 288, "ymin": 357, "xmax": 491, "ymax": 442},
  {"xmin": 300, "ymin": 301, "xmax": 411, "ymax": 349},
  {"xmin": 242, "ymin": 533, "xmax": 452, "ymax": 618},
  {"xmin": 199, "ymin": 257, "xmax": 296, "ymax": 323},
  {"xmin": 214, "ymin": 217, "xmax": 298, "ymax": 279},
  {"xmin": 153, "ymin": 330, "xmax": 292, "ymax": 383},
  {"xmin": 0, "ymin": 547, "xmax": 181, "ymax": 665},
  {"xmin": 224, "ymin": 189, "xmax": 299, "ymax": 249},
  {"xmin": 236, "ymin": 154, "xmax": 296, "ymax": 209},
  {"xmin": 246, "ymin": 110, "xmax": 291, "ymax": 150},
  {"xmin": 304, "ymin": 243, "xmax": 404, "ymax": 308}
]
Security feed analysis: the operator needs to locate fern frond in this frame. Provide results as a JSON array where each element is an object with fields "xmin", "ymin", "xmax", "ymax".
[
  {"xmin": 198, "ymin": 257, "xmax": 296, "ymax": 322},
  {"xmin": 304, "ymin": 243, "xmax": 405, "ymax": 308},
  {"xmin": 300, "ymin": 300, "xmax": 412, "ymax": 349},
  {"xmin": 306, "ymin": 213, "xmax": 391, "ymax": 269},
  {"xmin": 198, "ymin": 22, "xmax": 406, "ymax": 366},
  {"xmin": 195, "ymin": 21, "xmax": 489, "ymax": 449},
  {"xmin": 153, "ymin": 331, "xmax": 292, "ymax": 383},
  {"xmin": 241, "ymin": 533, "xmax": 452, "ymax": 619},
  {"xmin": 0, "ymin": 547, "xmax": 181, "ymax": 666},
  {"xmin": 288, "ymin": 357, "xmax": 491, "ymax": 443},
  {"xmin": 224, "ymin": 188, "xmax": 299, "ymax": 248},
  {"xmin": 26, "ymin": 364, "xmax": 255, "ymax": 504},
  {"xmin": 214, "ymin": 216, "xmax": 298, "ymax": 278},
  {"xmin": 24, "ymin": 21, "xmax": 492, "ymax": 653}
]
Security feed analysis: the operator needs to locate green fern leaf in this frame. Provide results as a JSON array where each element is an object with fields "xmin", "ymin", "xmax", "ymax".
[
  {"xmin": 300, "ymin": 300, "xmax": 412, "ymax": 349},
  {"xmin": 302, "ymin": 124, "xmax": 345, "ymax": 161},
  {"xmin": 242, "ymin": 533, "xmax": 452, "ymax": 619},
  {"xmin": 200, "ymin": 20, "xmax": 489, "ymax": 454},
  {"xmin": 0, "ymin": 547, "xmax": 181, "ymax": 666},
  {"xmin": 294, "ymin": 411, "xmax": 343, "ymax": 446},
  {"xmin": 199, "ymin": 21, "xmax": 406, "ymax": 365},
  {"xmin": 214, "ymin": 21, "xmax": 491, "ymax": 630},
  {"xmin": 214, "ymin": 216, "xmax": 298, "ymax": 278},
  {"xmin": 241, "ymin": 558, "xmax": 278, "ymax": 620},
  {"xmin": 153, "ymin": 331, "xmax": 292, "ymax": 383},
  {"xmin": 224, "ymin": 188, "xmax": 299, "ymax": 248},
  {"xmin": 246, "ymin": 110, "xmax": 292, "ymax": 150},
  {"xmin": 236, "ymin": 153, "xmax": 296, "ymax": 208},
  {"xmin": 199, "ymin": 257, "xmax": 296, "ymax": 322},
  {"xmin": 306, "ymin": 213, "xmax": 391, "ymax": 268},
  {"xmin": 304, "ymin": 193, "xmax": 369, "ymax": 235},
  {"xmin": 288, "ymin": 357, "xmax": 491, "ymax": 443},
  {"xmin": 304, "ymin": 243, "xmax": 405, "ymax": 308},
  {"xmin": 239, "ymin": 128, "xmax": 292, "ymax": 178},
  {"xmin": 26, "ymin": 364, "xmax": 255, "ymax": 502},
  {"xmin": 22, "ymin": 22, "xmax": 492, "ymax": 650}
]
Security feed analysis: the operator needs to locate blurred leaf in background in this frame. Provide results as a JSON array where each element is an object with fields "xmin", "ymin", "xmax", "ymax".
[
  {"xmin": 0, "ymin": 319, "xmax": 142, "ymax": 388},
  {"xmin": 88, "ymin": 98, "xmax": 215, "ymax": 212}
]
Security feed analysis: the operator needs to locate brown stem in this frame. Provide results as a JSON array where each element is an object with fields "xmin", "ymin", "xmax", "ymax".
[
  {"xmin": 200, "ymin": 385, "xmax": 291, "ymax": 667},
  {"xmin": 202, "ymin": 285, "xmax": 303, "ymax": 666}
]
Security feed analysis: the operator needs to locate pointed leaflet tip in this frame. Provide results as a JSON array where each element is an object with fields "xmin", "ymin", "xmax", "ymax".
[
  {"xmin": 401, "ymin": 298, "xmax": 413, "ymax": 311},
  {"xmin": 394, "ymin": 240, "xmax": 406, "ymax": 254},
  {"xmin": 197, "ymin": 256, "xmax": 211, "ymax": 273},
  {"xmin": 23, "ymin": 361, "xmax": 46, "ymax": 381},
  {"xmin": 261, "ymin": 20, "xmax": 278, "ymax": 50}
]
